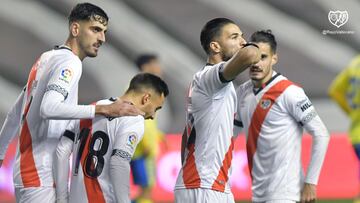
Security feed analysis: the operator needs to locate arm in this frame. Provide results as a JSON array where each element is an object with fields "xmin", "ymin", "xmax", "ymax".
[
  {"xmin": 199, "ymin": 44, "xmax": 260, "ymax": 96},
  {"xmin": 40, "ymin": 91, "xmax": 94, "ymax": 119},
  {"xmin": 95, "ymin": 98, "xmax": 144, "ymax": 117},
  {"xmin": 0, "ymin": 88, "xmax": 25, "ymax": 163},
  {"xmin": 303, "ymin": 116, "xmax": 329, "ymax": 184},
  {"xmin": 301, "ymin": 114, "xmax": 329, "ymax": 202},
  {"xmin": 111, "ymin": 116, "xmax": 145, "ymax": 202},
  {"xmin": 285, "ymin": 86, "xmax": 330, "ymax": 202},
  {"xmin": 53, "ymin": 130, "xmax": 75, "ymax": 203},
  {"xmin": 40, "ymin": 60, "xmax": 143, "ymax": 120},
  {"xmin": 110, "ymin": 150, "xmax": 131, "ymax": 203},
  {"xmin": 221, "ymin": 44, "xmax": 261, "ymax": 81},
  {"xmin": 41, "ymin": 89, "xmax": 144, "ymax": 120},
  {"xmin": 233, "ymin": 86, "xmax": 244, "ymax": 137}
]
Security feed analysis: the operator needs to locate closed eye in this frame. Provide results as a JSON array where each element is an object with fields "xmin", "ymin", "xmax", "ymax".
[
  {"xmin": 231, "ymin": 33, "xmax": 239, "ymax": 39},
  {"xmin": 155, "ymin": 106, "xmax": 162, "ymax": 112},
  {"xmin": 91, "ymin": 26, "xmax": 103, "ymax": 33}
]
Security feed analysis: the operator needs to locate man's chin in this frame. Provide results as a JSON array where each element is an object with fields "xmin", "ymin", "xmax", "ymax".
[
  {"xmin": 86, "ymin": 52, "xmax": 98, "ymax": 58},
  {"xmin": 250, "ymin": 75, "xmax": 262, "ymax": 81}
]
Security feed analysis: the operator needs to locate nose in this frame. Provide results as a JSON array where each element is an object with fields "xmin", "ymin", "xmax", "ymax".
[
  {"xmin": 240, "ymin": 37, "xmax": 246, "ymax": 46},
  {"xmin": 253, "ymin": 60, "xmax": 261, "ymax": 67},
  {"xmin": 99, "ymin": 32, "xmax": 106, "ymax": 44},
  {"xmin": 251, "ymin": 64, "xmax": 259, "ymax": 68}
]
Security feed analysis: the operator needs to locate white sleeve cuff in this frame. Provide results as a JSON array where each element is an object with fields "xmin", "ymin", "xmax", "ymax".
[{"xmin": 89, "ymin": 105, "xmax": 95, "ymax": 118}]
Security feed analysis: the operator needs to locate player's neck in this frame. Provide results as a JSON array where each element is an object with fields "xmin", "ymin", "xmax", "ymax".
[
  {"xmin": 207, "ymin": 54, "xmax": 223, "ymax": 65},
  {"xmin": 64, "ymin": 39, "xmax": 85, "ymax": 61},
  {"xmin": 120, "ymin": 94, "xmax": 139, "ymax": 109},
  {"xmin": 252, "ymin": 80, "xmax": 264, "ymax": 88}
]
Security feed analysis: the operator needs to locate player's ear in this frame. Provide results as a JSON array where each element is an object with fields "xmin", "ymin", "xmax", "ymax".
[
  {"xmin": 141, "ymin": 93, "xmax": 151, "ymax": 105},
  {"xmin": 70, "ymin": 22, "xmax": 80, "ymax": 37},
  {"xmin": 209, "ymin": 41, "xmax": 221, "ymax": 54},
  {"xmin": 271, "ymin": 53, "xmax": 278, "ymax": 66}
]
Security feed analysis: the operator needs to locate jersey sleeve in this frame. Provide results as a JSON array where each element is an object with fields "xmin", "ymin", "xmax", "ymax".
[
  {"xmin": 198, "ymin": 62, "xmax": 230, "ymax": 96},
  {"xmin": 233, "ymin": 86, "xmax": 244, "ymax": 137},
  {"xmin": 0, "ymin": 88, "xmax": 25, "ymax": 159},
  {"xmin": 62, "ymin": 120, "xmax": 78, "ymax": 140},
  {"xmin": 53, "ymin": 121, "xmax": 77, "ymax": 203},
  {"xmin": 283, "ymin": 85, "xmax": 317, "ymax": 125},
  {"xmin": 40, "ymin": 58, "xmax": 95, "ymax": 119},
  {"xmin": 111, "ymin": 116, "xmax": 145, "ymax": 162},
  {"xmin": 283, "ymin": 85, "xmax": 330, "ymax": 184},
  {"xmin": 109, "ymin": 153, "xmax": 131, "ymax": 203},
  {"xmin": 46, "ymin": 58, "xmax": 82, "ymax": 100}
]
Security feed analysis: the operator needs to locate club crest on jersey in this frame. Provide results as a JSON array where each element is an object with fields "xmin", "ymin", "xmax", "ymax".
[
  {"xmin": 59, "ymin": 68, "xmax": 73, "ymax": 83},
  {"xmin": 260, "ymin": 99, "xmax": 271, "ymax": 109},
  {"xmin": 126, "ymin": 133, "xmax": 138, "ymax": 149}
]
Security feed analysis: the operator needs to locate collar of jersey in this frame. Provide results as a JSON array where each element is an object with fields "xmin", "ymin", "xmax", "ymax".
[{"xmin": 54, "ymin": 45, "xmax": 72, "ymax": 52}]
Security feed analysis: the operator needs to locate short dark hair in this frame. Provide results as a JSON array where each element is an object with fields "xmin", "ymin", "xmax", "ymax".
[
  {"xmin": 127, "ymin": 73, "xmax": 169, "ymax": 97},
  {"xmin": 250, "ymin": 29, "xmax": 277, "ymax": 53},
  {"xmin": 135, "ymin": 54, "xmax": 158, "ymax": 71},
  {"xmin": 200, "ymin": 18, "xmax": 236, "ymax": 55},
  {"xmin": 68, "ymin": 3, "xmax": 109, "ymax": 25}
]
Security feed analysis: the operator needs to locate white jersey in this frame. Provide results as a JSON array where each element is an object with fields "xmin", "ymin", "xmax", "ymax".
[
  {"xmin": 234, "ymin": 72, "xmax": 329, "ymax": 202},
  {"xmin": 175, "ymin": 63, "xmax": 237, "ymax": 194},
  {"xmin": 66, "ymin": 99, "xmax": 144, "ymax": 203},
  {"xmin": 0, "ymin": 46, "xmax": 94, "ymax": 188}
]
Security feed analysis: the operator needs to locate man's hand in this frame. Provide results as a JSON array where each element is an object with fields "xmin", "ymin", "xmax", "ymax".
[
  {"xmin": 0, "ymin": 160, "xmax": 3, "ymax": 168},
  {"xmin": 96, "ymin": 98, "xmax": 144, "ymax": 117},
  {"xmin": 301, "ymin": 183, "xmax": 317, "ymax": 203}
]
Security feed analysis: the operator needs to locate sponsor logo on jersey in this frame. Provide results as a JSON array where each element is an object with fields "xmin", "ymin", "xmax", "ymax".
[
  {"xmin": 59, "ymin": 68, "xmax": 73, "ymax": 83},
  {"xmin": 260, "ymin": 99, "xmax": 271, "ymax": 109},
  {"xmin": 300, "ymin": 102, "xmax": 312, "ymax": 112},
  {"xmin": 126, "ymin": 133, "xmax": 138, "ymax": 149},
  {"xmin": 297, "ymin": 99, "xmax": 313, "ymax": 112}
]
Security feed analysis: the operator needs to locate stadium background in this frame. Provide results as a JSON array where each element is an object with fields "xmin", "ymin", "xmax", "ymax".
[{"xmin": 0, "ymin": 0, "xmax": 359, "ymax": 202}]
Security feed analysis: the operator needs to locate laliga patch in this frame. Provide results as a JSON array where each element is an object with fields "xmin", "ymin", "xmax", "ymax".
[
  {"xmin": 59, "ymin": 68, "xmax": 73, "ymax": 83},
  {"xmin": 126, "ymin": 133, "xmax": 138, "ymax": 150},
  {"xmin": 260, "ymin": 99, "xmax": 272, "ymax": 109}
]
